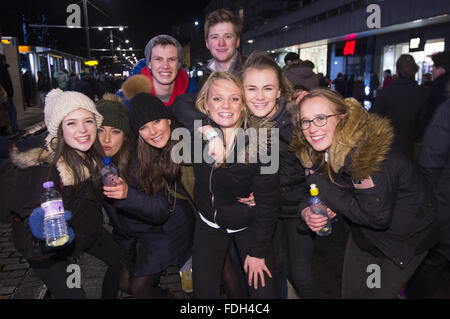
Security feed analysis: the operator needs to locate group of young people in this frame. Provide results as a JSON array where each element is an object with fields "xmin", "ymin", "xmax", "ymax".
[{"xmin": 4, "ymin": 8, "xmax": 440, "ymax": 299}]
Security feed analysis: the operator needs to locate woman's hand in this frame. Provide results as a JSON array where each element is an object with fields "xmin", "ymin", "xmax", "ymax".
[
  {"xmin": 244, "ymin": 255, "xmax": 272, "ymax": 290},
  {"xmin": 293, "ymin": 90, "xmax": 309, "ymax": 105},
  {"xmin": 237, "ymin": 192, "xmax": 255, "ymax": 207},
  {"xmin": 103, "ymin": 177, "xmax": 128, "ymax": 199},
  {"xmin": 301, "ymin": 206, "xmax": 337, "ymax": 232},
  {"xmin": 198, "ymin": 125, "xmax": 225, "ymax": 163}
]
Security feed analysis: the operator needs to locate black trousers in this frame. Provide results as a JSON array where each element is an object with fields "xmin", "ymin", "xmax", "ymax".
[
  {"xmin": 276, "ymin": 218, "xmax": 319, "ymax": 298},
  {"xmin": 405, "ymin": 249, "xmax": 448, "ymax": 298},
  {"xmin": 28, "ymin": 227, "xmax": 121, "ymax": 299},
  {"xmin": 341, "ymin": 233, "xmax": 426, "ymax": 299},
  {"xmin": 192, "ymin": 219, "xmax": 278, "ymax": 299}
]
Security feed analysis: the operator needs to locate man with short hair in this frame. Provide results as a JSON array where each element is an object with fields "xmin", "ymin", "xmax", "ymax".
[
  {"xmin": 198, "ymin": 8, "xmax": 244, "ymax": 89},
  {"xmin": 370, "ymin": 54, "xmax": 428, "ymax": 159},
  {"xmin": 142, "ymin": 34, "xmax": 190, "ymax": 106}
]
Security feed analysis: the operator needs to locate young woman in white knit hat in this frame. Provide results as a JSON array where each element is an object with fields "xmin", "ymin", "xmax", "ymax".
[{"xmin": 7, "ymin": 89, "xmax": 121, "ymax": 299}]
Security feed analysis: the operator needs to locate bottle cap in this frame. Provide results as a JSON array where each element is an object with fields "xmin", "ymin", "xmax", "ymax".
[
  {"xmin": 310, "ymin": 184, "xmax": 319, "ymax": 196},
  {"xmin": 103, "ymin": 157, "xmax": 111, "ymax": 165},
  {"xmin": 43, "ymin": 181, "xmax": 54, "ymax": 189}
]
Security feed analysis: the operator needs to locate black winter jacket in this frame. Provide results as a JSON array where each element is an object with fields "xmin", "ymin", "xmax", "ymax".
[
  {"xmin": 8, "ymin": 147, "xmax": 104, "ymax": 261},
  {"xmin": 419, "ymin": 98, "xmax": 450, "ymax": 260},
  {"xmin": 172, "ymin": 93, "xmax": 280, "ymax": 258},
  {"xmin": 371, "ymin": 78, "xmax": 429, "ymax": 159},
  {"xmin": 268, "ymin": 98, "xmax": 307, "ymax": 218},
  {"xmin": 290, "ymin": 98, "xmax": 438, "ymax": 268}
]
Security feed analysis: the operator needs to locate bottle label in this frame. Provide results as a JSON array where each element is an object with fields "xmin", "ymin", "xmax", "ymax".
[{"xmin": 41, "ymin": 199, "xmax": 64, "ymax": 218}]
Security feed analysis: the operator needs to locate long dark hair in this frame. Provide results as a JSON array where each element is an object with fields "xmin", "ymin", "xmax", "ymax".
[
  {"xmin": 48, "ymin": 124, "xmax": 104, "ymax": 198},
  {"xmin": 135, "ymin": 121, "xmax": 180, "ymax": 195},
  {"xmin": 109, "ymin": 131, "xmax": 134, "ymax": 184}
]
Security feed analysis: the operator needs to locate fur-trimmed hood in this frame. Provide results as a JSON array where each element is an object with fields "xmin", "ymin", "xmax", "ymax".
[
  {"xmin": 10, "ymin": 146, "xmax": 90, "ymax": 186},
  {"xmin": 289, "ymin": 98, "xmax": 394, "ymax": 180}
]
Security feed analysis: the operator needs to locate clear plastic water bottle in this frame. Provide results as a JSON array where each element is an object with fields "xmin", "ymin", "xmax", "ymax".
[
  {"xmin": 40, "ymin": 181, "xmax": 69, "ymax": 247},
  {"xmin": 309, "ymin": 184, "xmax": 332, "ymax": 236},
  {"xmin": 101, "ymin": 157, "xmax": 118, "ymax": 186}
]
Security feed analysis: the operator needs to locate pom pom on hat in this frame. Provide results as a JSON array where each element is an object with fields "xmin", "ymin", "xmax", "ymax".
[{"xmin": 44, "ymin": 89, "xmax": 103, "ymax": 139}]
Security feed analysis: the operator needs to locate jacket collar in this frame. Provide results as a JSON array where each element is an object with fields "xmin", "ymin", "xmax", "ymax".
[{"xmin": 10, "ymin": 146, "xmax": 90, "ymax": 186}]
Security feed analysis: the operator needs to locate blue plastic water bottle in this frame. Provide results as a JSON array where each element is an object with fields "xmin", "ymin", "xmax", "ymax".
[
  {"xmin": 101, "ymin": 157, "xmax": 118, "ymax": 186},
  {"xmin": 41, "ymin": 181, "xmax": 69, "ymax": 247},
  {"xmin": 309, "ymin": 184, "xmax": 332, "ymax": 236}
]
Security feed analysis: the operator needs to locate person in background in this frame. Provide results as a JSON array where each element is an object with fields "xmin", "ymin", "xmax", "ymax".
[
  {"xmin": 0, "ymin": 54, "xmax": 18, "ymax": 133},
  {"xmin": 284, "ymin": 59, "xmax": 320, "ymax": 92},
  {"xmin": 289, "ymin": 89, "xmax": 438, "ymax": 298},
  {"xmin": 7, "ymin": 89, "xmax": 121, "ymax": 298},
  {"xmin": 370, "ymin": 54, "xmax": 428, "ymax": 160},
  {"xmin": 198, "ymin": 8, "xmax": 245, "ymax": 89},
  {"xmin": 73, "ymin": 71, "xmax": 95, "ymax": 101},
  {"xmin": 141, "ymin": 34, "xmax": 192, "ymax": 106},
  {"xmin": 382, "ymin": 69, "xmax": 393, "ymax": 88}
]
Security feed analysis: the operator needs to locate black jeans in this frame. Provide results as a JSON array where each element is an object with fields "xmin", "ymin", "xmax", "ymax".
[
  {"xmin": 28, "ymin": 227, "xmax": 121, "ymax": 299},
  {"xmin": 341, "ymin": 233, "xmax": 426, "ymax": 299},
  {"xmin": 192, "ymin": 219, "xmax": 278, "ymax": 299},
  {"xmin": 276, "ymin": 218, "xmax": 319, "ymax": 298}
]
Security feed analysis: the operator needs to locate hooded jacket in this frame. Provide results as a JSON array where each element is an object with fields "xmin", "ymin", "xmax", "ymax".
[
  {"xmin": 290, "ymin": 98, "xmax": 438, "ymax": 268},
  {"xmin": 8, "ymin": 147, "xmax": 104, "ymax": 261},
  {"xmin": 283, "ymin": 63, "xmax": 320, "ymax": 91},
  {"xmin": 141, "ymin": 67, "xmax": 189, "ymax": 106}
]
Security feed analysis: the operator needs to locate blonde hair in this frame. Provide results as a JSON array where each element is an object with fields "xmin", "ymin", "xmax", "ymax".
[{"xmin": 195, "ymin": 71, "xmax": 249, "ymax": 163}]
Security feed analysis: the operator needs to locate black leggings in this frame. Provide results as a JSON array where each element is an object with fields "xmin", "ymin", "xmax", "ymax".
[
  {"xmin": 28, "ymin": 228, "xmax": 121, "ymax": 299},
  {"xmin": 193, "ymin": 220, "xmax": 277, "ymax": 299}
]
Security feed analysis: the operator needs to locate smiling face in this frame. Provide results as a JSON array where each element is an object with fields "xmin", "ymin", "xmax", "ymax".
[
  {"xmin": 139, "ymin": 119, "xmax": 172, "ymax": 149},
  {"xmin": 243, "ymin": 67, "xmax": 281, "ymax": 118},
  {"xmin": 205, "ymin": 79, "xmax": 243, "ymax": 129},
  {"xmin": 98, "ymin": 126, "xmax": 124, "ymax": 157},
  {"xmin": 148, "ymin": 44, "xmax": 180, "ymax": 89},
  {"xmin": 206, "ymin": 22, "xmax": 240, "ymax": 67},
  {"xmin": 61, "ymin": 108, "xmax": 97, "ymax": 156},
  {"xmin": 300, "ymin": 97, "xmax": 342, "ymax": 152}
]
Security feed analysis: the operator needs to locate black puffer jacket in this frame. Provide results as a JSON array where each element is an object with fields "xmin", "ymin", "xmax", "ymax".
[
  {"xmin": 172, "ymin": 93, "xmax": 280, "ymax": 258},
  {"xmin": 290, "ymin": 98, "xmax": 439, "ymax": 268}
]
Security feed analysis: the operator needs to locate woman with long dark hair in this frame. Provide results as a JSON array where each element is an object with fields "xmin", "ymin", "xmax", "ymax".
[{"xmin": 102, "ymin": 93, "xmax": 195, "ymax": 298}]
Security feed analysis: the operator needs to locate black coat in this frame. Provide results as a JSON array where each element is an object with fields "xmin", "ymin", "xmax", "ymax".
[
  {"xmin": 371, "ymin": 78, "xmax": 429, "ymax": 159},
  {"xmin": 268, "ymin": 98, "xmax": 307, "ymax": 218},
  {"xmin": 418, "ymin": 98, "xmax": 450, "ymax": 260},
  {"xmin": 111, "ymin": 161, "xmax": 195, "ymax": 274},
  {"xmin": 9, "ymin": 147, "xmax": 104, "ymax": 261},
  {"xmin": 172, "ymin": 93, "xmax": 280, "ymax": 258},
  {"xmin": 290, "ymin": 100, "xmax": 438, "ymax": 268}
]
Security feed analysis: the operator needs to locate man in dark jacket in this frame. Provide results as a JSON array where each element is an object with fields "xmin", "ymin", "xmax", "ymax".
[
  {"xmin": 370, "ymin": 54, "xmax": 428, "ymax": 160},
  {"xmin": 198, "ymin": 8, "xmax": 245, "ymax": 89},
  {"xmin": 420, "ymin": 50, "xmax": 450, "ymax": 134},
  {"xmin": 405, "ymin": 97, "xmax": 450, "ymax": 298}
]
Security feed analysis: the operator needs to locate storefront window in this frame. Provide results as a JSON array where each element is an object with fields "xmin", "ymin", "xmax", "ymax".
[{"xmin": 300, "ymin": 45, "xmax": 328, "ymax": 75}]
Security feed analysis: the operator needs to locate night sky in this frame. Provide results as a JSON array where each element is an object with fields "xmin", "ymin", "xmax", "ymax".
[{"xmin": 2, "ymin": 0, "xmax": 211, "ymax": 61}]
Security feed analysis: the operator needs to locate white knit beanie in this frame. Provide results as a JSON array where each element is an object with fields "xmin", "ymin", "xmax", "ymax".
[{"xmin": 44, "ymin": 89, "xmax": 103, "ymax": 139}]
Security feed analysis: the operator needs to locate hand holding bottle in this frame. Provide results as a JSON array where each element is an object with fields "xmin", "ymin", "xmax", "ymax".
[
  {"xmin": 103, "ymin": 177, "xmax": 128, "ymax": 199},
  {"xmin": 29, "ymin": 207, "xmax": 74, "ymax": 246}
]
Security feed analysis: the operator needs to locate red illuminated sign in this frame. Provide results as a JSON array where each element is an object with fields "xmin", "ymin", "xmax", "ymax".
[{"xmin": 343, "ymin": 40, "xmax": 356, "ymax": 56}]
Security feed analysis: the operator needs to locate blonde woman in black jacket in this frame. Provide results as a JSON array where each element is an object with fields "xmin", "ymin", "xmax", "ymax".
[{"xmin": 289, "ymin": 89, "xmax": 438, "ymax": 298}]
